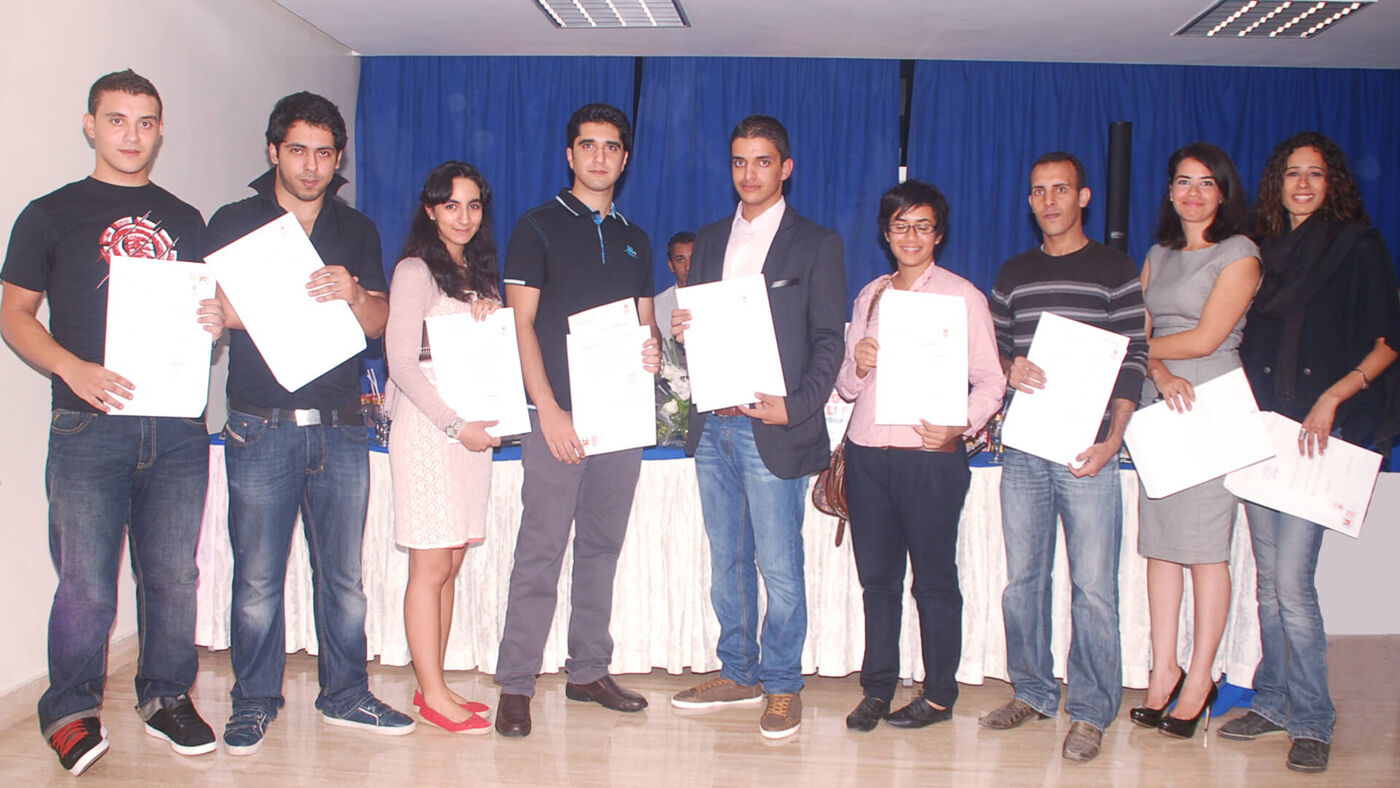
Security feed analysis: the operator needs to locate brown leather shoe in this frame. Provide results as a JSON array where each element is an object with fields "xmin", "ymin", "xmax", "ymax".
[
  {"xmin": 495, "ymin": 693, "xmax": 531, "ymax": 737},
  {"xmin": 564, "ymin": 676, "xmax": 648, "ymax": 712}
]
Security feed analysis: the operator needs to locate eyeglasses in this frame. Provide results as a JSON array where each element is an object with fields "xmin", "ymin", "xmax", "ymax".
[{"xmin": 888, "ymin": 221, "xmax": 937, "ymax": 236}]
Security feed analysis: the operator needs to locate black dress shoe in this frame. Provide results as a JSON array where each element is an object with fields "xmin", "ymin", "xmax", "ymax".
[
  {"xmin": 564, "ymin": 676, "xmax": 648, "ymax": 712},
  {"xmin": 1130, "ymin": 669, "xmax": 1186, "ymax": 728},
  {"xmin": 1159, "ymin": 684, "xmax": 1218, "ymax": 740},
  {"xmin": 885, "ymin": 696, "xmax": 953, "ymax": 729},
  {"xmin": 495, "ymin": 693, "xmax": 531, "ymax": 737},
  {"xmin": 845, "ymin": 696, "xmax": 891, "ymax": 732}
]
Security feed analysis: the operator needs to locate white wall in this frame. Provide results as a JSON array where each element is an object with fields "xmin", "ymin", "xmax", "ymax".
[{"xmin": 0, "ymin": 0, "xmax": 358, "ymax": 699}]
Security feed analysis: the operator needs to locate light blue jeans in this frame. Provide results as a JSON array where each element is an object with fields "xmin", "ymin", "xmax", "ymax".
[
  {"xmin": 694, "ymin": 416, "xmax": 809, "ymax": 695},
  {"xmin": 224, "ymin": 410, "xmax": 372, "ymax": 718},
  {"xmin": 999, "ymin": 448, "xmax": 1123, "ymax": 730},
  {"xmin": 1243, "ymin": 502, "xmax": 1334, "ymax": 743}
]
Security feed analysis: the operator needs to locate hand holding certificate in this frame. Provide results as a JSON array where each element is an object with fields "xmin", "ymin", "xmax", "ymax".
[
  {"xmin": 675, "ymin": 274, "xmax": 786, "ymax": 412},
  {"xmin": 425, "ymin": 308, "xmax": 530, "ymax": 438},
  {"xmin": 103, "ymin": 256, "xmax": 217, "ymax": 418},
  {"xmin": 1001, "ymin": 313, "xmax": 1130, "ymax": 467},
  {"xmin": 566, "ymin": 298, "xmax": 656, "ymax": 456},
  {"xmin": 1124, "ymin": 367, "xmax": 1275, "ymax": 498},
  {"xmin": 206, "ymin": 212, "xmax": 366, "ymax": 392},
  {"xmin": 873, "ymin": 290, "xmax": 967, "ymax": 426},
  {"xmin": 1224, "ymin": 412, "xmax": 1382, "ymax": 537}
]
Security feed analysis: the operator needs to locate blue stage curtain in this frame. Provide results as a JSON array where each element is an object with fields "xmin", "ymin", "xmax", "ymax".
[
  {"xmin": 355, "ymin": 56, "xmax": 636, "ymax": 280},
  {"xmin": 630, "ymin": 58, "xmax": 902, "ymax": 316},
  {"xmin": 908, "ymin": 61, "xmax": 1400, "ymax": 292}
]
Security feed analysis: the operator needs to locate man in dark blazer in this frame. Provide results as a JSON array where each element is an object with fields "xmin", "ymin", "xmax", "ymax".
[{"xmin": 669, "ymin": 115, "xmax": 845, "ymax": 740}]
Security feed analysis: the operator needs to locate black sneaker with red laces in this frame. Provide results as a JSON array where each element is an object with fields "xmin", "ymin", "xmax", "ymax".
[{"xmin": 48, "ymin": 717, "xmax": 109, "ymax": 776}]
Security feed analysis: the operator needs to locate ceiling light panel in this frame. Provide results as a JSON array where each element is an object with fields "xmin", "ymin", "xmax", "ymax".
[
  {"xmin": 534, "ymin": 0, "xmax": 689, "ymax": 28},
  {"xmin": 1175, "ymin": 0, "xmax": 1374, "ymax": 39}
]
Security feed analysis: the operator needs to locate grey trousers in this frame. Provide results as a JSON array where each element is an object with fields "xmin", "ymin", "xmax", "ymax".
[{"xmin": 494, "ymin": 410, "xmax": 643, "ymax": 695}]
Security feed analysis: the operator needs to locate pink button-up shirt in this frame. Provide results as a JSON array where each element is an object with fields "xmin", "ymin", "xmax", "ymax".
[
  {"xmin": 835, "ymin": 265, "xmax": 1006, "ymax": 449},
  {"xmin": 722, "ymin": 198, "xmax": 785, "ymax": 280}
]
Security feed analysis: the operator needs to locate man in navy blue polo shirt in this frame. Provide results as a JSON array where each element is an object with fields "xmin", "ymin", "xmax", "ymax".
[
  {"xmin": 207, "ymin": 91, "xmax": 412, "ymax": 755},
  {"xmin": 494, "ymin": 103, "xmax": 660, "ymax": 737}
]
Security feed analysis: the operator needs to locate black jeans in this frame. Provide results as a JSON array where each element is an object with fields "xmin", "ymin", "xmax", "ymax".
[{"xmin": 845, "ymin": 442, "xmax": 970, "ymax": 708}]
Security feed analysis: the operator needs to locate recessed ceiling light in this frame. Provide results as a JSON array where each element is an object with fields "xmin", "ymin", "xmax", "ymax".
[
  {"xmin": 1175, "ymin": 0, "xmax": 1373, "ymax": 38},
  {"xmin": 534, "ymin": 0, "xmax": 689, "ymax": 29}
]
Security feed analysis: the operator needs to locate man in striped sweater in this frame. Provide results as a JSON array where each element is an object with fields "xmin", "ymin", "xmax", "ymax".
[{"xmin": 977, "ymin": 151, "xmax": 1148, "ymax": 764}]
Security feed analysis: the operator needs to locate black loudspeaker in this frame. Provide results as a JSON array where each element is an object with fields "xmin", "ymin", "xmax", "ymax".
[{"xmin": 1106, "ymin": 121, "xmax": 1132, "ymax": 254}]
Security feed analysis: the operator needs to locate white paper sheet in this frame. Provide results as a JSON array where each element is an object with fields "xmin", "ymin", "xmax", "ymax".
[
  {"xmin": 874, "ymin": 290, "xmax": 968, "ymax": 426},
  {"xmin": 1124, "ymin": 367, "xmax": 1275, "ymax": 499},
  {"xmin": 103, "ymin": 256, "xmax": 216, "ymax": 418},
  {"xmin": 675, "ymin": 274, "xmax": 786, "ymax": 412},
  {"xmin": 424, "ymin": 309, "xmax": 530, "ymax": 438},
  {"xmin": 205, "ymin": 212, "xmax": 366, "ymax": 392},
  {"xmin": 567, "ymin": 297, "xmax": 638, "ymax": 334},
  {"xmin": 1001, "ymin": 312, "xmax": 1130, "ymax": 466},
  {"xmin": 567, "ymin": 324, "xmax": 656, "ymax": 456},
  {"xmin": 1224, "ymin": 412, "xmax": 1382, "ymax": 537}
]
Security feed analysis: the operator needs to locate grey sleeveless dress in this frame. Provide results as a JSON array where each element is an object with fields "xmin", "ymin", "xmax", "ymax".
[{"xmin": 1138, "ymin": 234, "xmax": 1259, "ymax": 564}]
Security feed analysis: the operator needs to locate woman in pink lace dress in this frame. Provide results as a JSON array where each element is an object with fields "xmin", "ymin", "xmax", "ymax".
[{"xmin": 386, "ymin": 162, "xmax": 502, "ymax": 734}]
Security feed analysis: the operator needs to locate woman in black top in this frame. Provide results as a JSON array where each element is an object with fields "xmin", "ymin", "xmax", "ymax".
[{"xmin": 1219, "ymin": 132, "xmax": 1400, "ymax": 774}]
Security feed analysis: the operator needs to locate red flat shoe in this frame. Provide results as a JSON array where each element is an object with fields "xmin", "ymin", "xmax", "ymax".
[
  {"xmin": 413, "ymin": 689, "xmax": 489, "ymax": 715},
  {"xmin": 417, "ymin": 703, "xmax": 492, "ymax": 736}
]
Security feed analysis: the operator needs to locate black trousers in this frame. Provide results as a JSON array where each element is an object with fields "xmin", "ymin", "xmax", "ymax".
[{"xmin": 845, "ymin": 441, "xmax": 970, "ymax": 707}]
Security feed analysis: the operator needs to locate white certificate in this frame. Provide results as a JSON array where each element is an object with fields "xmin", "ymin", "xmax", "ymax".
[
  {"xmin": 103, "ymin": 256, "xmax": 216, "ymax": 418},
  {"xmin": 568, "ymin": 324, "xmax": 656, "ymax": 456},
  {"xmin": 205, "ymin": 212, "xmax": 367, "ymax": 392},
  {"xmin": 1124, "ymin": 367, "xmax": 1275, "ymax": 499},
  {"xmin": 425, "ymin": 309, "xmax": 530, "ymax": 438},
  {"xmin": 874, "ymin": 290, "xmax": 967, "ymax": 426},
  {"xmin": 1224, "ymin": 412, "xmax": 1382, "ymax": 538},
  {"xmin": 567, "ymin": 296, "xmax": 638, "ymax": 334},
  {"xmin": 675, "ymin": 274, "xmax": 786, "ymax": 412},
  {"xmin": 1001, "ymin": 312, "xmax": 1130, "ymax": 466}
]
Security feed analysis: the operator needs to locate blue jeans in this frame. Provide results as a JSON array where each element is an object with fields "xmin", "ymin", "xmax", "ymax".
[
  {"xmin": 224, "ymin": 410, "xmax": 371, "ymax": 717},
  {"xmin": 999, "ymin": 448, "xmax": 1122, "ymax": 730},
  {"xmin": 1243, "ymin": 502, "xmax": 1334, "ymax": 743},
  {"xmin": 39, "ymin": 411, "xmax": 208, "ymax": 736},
  {"xmin": 694, "ymin": 416, "xmax": 809, "ymax": 695}
]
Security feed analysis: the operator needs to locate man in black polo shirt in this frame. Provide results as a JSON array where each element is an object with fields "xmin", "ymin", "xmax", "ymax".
[
  {"xmin": 207, "ymin": 91, "xmax": 412, "ymax": 755},
  {"xmin": 493, "ymin": 103, "xmax": 660, "ymax": 737}
]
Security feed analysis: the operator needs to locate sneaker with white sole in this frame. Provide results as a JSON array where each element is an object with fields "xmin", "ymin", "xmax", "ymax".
[
  {"xmin": 142, "ymin": 694, "xmax": 216, "ymax": 756},
  {"xmin": 48, "ymin": 717, "xmax": 110, "ymax": 776},
  {"xmin": 223, "ymin": 707, "xmax": 275, "ymax": 756},
  {"xmin": 671, "ymin": 677, "xmax": 764, "ymax": 709},
  {"xmin": 321, "ymin": 695, "xmax": 416, "ymax": 735},
  {"xmin": 759, "ymin": 693, "xmax": 802, "ymax": 740}
]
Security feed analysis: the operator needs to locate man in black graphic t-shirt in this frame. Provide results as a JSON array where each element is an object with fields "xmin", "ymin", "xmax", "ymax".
[{"xmin": 0, "ymin": 69, "xmax": 224, "ymax": 776}]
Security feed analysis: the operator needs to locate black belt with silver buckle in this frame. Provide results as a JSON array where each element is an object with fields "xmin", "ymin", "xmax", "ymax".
[{"xmin": 228, "ymin": 401, "xmax": 366, "ymax": 427}]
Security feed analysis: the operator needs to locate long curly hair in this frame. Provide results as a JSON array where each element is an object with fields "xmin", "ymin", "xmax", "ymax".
[
  {"xmin": 400, "ymin": 161, "xmax": 499, "ymax": 301},
  {"xmin": 1255, "ymin": 131, "xmax": 1368, "ymax": 240}
]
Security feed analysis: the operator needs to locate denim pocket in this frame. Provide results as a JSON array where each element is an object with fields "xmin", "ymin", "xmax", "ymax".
[
  {"xmin": 50, "ymin": 410, "xmax": 97, "ymax": 435},
  {"xmin": 223, "ymin": 411, "xmax": 270, "ymax": 448},
  {"xmin": 339, "ymin": 423, "xmax": 370, "ymax": 445}
]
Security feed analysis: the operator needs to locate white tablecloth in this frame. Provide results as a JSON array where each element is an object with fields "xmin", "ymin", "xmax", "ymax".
[{"xmin": 195, "ymin": 448, "xmax": 1261, "ymax": 689}]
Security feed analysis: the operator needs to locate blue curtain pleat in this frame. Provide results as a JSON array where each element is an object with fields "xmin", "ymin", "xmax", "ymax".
[
  {"xmin": 629, "ymin": 58, "xmax": 902, "ymax": 315},
  {"xmin": 908, "ymin": 60, "xmax": 1400, "ymax": 291},
  {"xmin": 355, "ymin": 56, "xmax": 636, "ymax": 280}
]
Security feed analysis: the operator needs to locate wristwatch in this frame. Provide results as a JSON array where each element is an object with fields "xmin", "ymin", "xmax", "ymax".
[{"xmin": 443, "ymin": 417, "xmax": 465, "ymax": 439}]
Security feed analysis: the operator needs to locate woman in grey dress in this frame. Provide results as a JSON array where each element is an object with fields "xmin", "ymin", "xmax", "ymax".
[{"xmin": 1129, "ymin": 143, "xmax": 1260, "ymax": 739}]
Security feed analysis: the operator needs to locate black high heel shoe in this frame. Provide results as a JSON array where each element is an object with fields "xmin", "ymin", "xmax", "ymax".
[
  {"xmin": 1158, "ymin": 684, "xmax": 1218, "ymax": 740},
  {"xmin": 1130, "ymin": 669, "xmax": 1186, "ymax": 728}
]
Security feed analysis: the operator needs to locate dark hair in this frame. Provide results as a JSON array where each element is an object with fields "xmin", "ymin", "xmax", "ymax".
[
  {"xmin": 566, "ymin": 103, "xmax": 633, "ymax": 154},
  {"xmin": 266, "ymin": 91, "xmax": 347, "ymax": 152},
  {"xmin": 88, "ymin": 69, "xmax": 162, "ymax": 118},
  {"xmin": 667, "ymin": 231, "xmax": 696, "ymax": 258},
  {"xmin": 730, "ymin": 115, "xmax": 791, "ymax": 162},
  {"xmin": 400, "ymin": 161, "xmax": 499, "ymax": 302},
  {"xmin": 877, "ymin": 179, "xmax": 950, "ymax": 254},
  {"xmin": 1255, "ymin": 131, "xmax": 1368, "ymax": 240},
  {"xmin": 1029, "ymin": 151, "xmax": 1086, "ymax": 191},
  {"xmin": 1154, "ymin": 142, "xmax": 1250, "ymax": 249}
]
